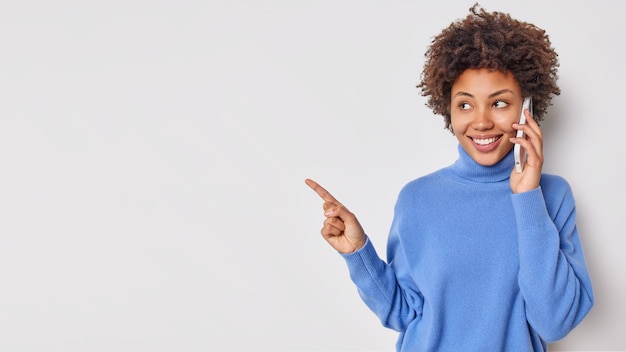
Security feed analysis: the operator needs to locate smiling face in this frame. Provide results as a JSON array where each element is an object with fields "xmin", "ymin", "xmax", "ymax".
[{"xmin": 450, "ymin": 68, "xmax": 525, "ymax": 166}]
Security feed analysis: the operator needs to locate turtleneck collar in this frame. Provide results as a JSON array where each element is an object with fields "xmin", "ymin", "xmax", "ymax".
[{"xmin": 450, "ymin": 144, "xmax": 514, "ymax": 183}]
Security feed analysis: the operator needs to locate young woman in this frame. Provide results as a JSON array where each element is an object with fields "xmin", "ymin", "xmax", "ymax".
[{"xmin": 305, "ymin": 4, "xmax": 594, "ymax": 351}]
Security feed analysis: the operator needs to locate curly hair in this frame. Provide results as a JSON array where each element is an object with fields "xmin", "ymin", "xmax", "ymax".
[{"xmin": 417, "ymin": 3, "xmax": 560, "ymax": 132}]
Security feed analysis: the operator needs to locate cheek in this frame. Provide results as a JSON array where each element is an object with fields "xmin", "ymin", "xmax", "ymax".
[
  {"xmin": 450, "ymin": 114, "xmax": 468, "ymax": 134},
  {"xmin": 497, "ymin": 116, "xmax": 518, "ymax": 133},
  {"xmin": 493, "ymin": 110, "xmax": 520, "ymax": 131}
]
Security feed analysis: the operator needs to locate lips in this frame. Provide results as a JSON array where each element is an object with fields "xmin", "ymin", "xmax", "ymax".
[
  {"xmin": 473, "ymin": 136, "xmax": 499, "ymax": 145},
  {"xmin": 470, "ymin": 135, "xmax": 502, "ymax": 152}
]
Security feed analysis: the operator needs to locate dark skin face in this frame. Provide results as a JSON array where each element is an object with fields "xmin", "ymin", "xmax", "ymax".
[
  {"xmin": 450, "ymin": 68, "xmax": 523, "ymax": 166},
  {"xmin": 450, "ymin": 68, "xmax": 544, "ymax": 194}
]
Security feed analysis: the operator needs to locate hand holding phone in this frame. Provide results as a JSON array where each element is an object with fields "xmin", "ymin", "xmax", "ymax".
[{"xmin": 514, "ymin": 97, "xmax": 532, "ymax": 173}]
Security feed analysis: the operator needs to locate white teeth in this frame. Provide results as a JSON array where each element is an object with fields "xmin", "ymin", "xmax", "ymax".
[{"xmin": 473, "ymin": 137, "xmax": 498, "ymax": 145}]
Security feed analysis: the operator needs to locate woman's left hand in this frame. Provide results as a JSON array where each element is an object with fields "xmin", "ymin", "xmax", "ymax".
[{"xmin": 509, "ymin": 108, "xmax": 544, "ymax": 194}]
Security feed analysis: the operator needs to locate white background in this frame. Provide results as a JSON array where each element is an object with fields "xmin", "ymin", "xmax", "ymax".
[{"xmin": 0, "ymin": 0, "xmax": 623, "ymax": 351}]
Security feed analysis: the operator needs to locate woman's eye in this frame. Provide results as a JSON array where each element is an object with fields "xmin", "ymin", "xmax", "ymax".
[
  {"xmin": 494, "ymin": 100, "xmax": 509, "ymax": 108},
  {"xmin": 459, "ymin": 102, "xmax": 471, "ymax": 110}
]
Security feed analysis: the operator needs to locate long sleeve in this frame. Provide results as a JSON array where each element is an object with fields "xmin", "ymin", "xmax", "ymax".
[
  {"xmin": 513, "ymin": 176, "xmax": 594, "ymax": 341},
  {"xmin": 341, "ymin": 235, "xmax": 422, "ymax": 332}
]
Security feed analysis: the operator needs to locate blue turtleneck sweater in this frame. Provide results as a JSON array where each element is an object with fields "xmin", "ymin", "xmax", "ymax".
[{"xmin": 342, "ymin": 145, "xmax": 594, "ymax": 351}]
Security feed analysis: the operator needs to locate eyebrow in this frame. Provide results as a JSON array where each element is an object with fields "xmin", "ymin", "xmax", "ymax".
[{"xmin": 453, "ymin": 89, "xmax": 515, "ymax": 99}]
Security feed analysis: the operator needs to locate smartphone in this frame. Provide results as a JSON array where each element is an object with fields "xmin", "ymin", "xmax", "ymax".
[{"xmin": 514, "ymin": 97, "xmax": 532, "ymax": 173}]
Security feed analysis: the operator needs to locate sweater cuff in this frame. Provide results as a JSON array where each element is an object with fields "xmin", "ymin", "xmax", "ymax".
[
  {"xmin": 511, "ymin": 186, "xmax": 551, "ymax": 230},
  {"xmin": 340, "ymin": 236, "xmax": 383, "ymax": 278}
]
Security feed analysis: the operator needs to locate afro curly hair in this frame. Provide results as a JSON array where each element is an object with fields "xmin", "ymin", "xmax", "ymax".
[{"xmin": 417, "ymin": 3, "xmax": 560, "ymax": 133}]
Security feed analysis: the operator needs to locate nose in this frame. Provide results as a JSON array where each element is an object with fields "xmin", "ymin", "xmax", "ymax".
[{"xmin": 472, "ymin": 107, "xmax": 494, "ymax": 131}]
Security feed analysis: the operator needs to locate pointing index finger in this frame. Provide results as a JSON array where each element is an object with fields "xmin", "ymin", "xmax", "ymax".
[{"xmin": 304, "ymin": 178, "xmax": 340, "ymax": 205}]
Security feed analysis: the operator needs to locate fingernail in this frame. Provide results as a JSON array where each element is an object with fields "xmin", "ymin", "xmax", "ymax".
[{"xmin": 324, "ymin": 210, "xmax": 334, "ymax": 216}]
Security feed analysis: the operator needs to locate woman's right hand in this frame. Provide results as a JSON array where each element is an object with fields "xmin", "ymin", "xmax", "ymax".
[{"xmin": 305, "ymin": 178, "xmax": 366, "ymax": 254}]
